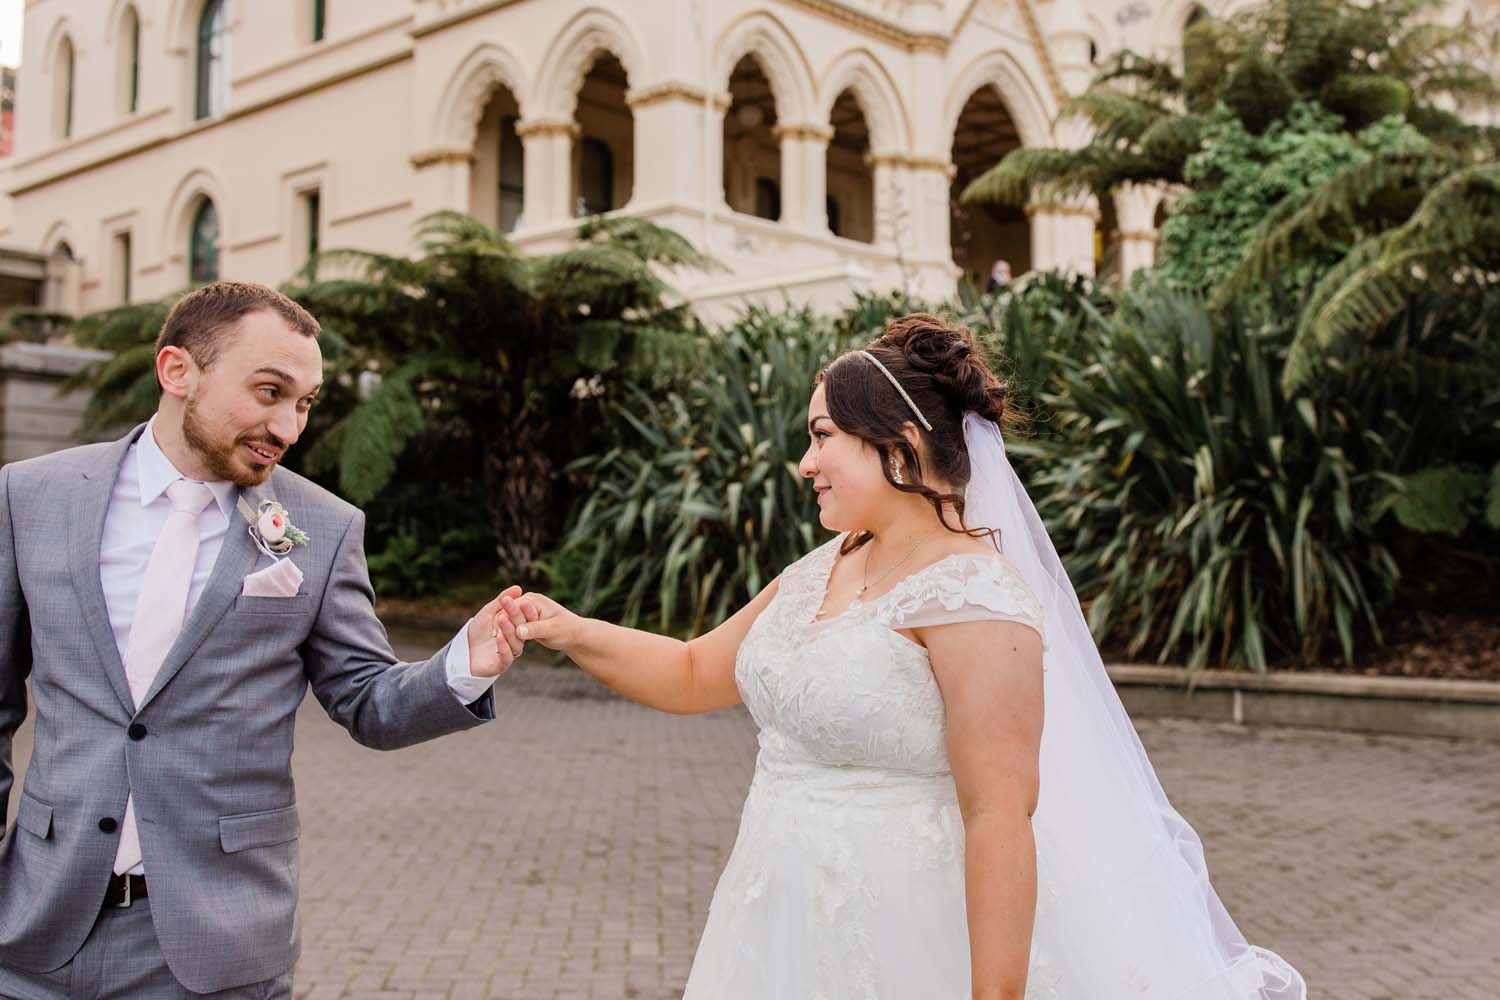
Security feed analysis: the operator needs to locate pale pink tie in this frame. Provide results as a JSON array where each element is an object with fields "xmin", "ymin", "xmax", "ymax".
[{"xmin": 113, "ymin": 479, "xmax": 215, "ymax": 875}]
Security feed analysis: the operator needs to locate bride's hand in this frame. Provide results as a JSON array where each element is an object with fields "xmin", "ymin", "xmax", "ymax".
[{"xmin": 496, "ymin": 592, "xmax": 582, "ymax": 653}]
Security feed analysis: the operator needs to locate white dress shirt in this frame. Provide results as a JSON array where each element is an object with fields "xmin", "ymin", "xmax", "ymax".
[{"xmin": 99, "ymin": 421, "xmax": 493, "ymax": 872}]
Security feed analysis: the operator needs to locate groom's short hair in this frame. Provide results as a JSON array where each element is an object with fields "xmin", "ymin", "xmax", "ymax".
[{"xmin": 156, "ymin": 280, "xmax": 320, "ymax": 371}]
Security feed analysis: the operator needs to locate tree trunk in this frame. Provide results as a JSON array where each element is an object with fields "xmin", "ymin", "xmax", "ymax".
[{"xmin": 483, "ymin": 417, "xmax": 555, "ymax": 582}]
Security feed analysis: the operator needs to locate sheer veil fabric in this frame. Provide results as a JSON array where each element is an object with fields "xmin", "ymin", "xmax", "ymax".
[{"xmin": 962, "ymin": 413, "xmax": 1306, "ymax": 998}]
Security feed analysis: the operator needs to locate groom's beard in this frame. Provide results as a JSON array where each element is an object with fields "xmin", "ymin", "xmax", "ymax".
[{"xmin": 182, "ymin": 394, "xmax": 284, "ymax": 488}]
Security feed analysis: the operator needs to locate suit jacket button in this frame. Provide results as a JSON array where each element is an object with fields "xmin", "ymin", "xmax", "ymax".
[
  {"xmin": 128, "ymin": 723, "xmax": 148, "ymax": 741},
  {"xmin": 99, "ymin": 817, "xmax": 118, "ymax": 833}
]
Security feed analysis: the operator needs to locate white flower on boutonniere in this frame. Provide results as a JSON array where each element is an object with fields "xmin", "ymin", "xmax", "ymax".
[{"xmin": 238, "ymin": 497, "xmax": 310, "ymax": 558}]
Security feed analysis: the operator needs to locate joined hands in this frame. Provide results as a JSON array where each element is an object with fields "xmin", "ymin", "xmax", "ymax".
[{"xmin": 466, "ymin": 587, "xmax": 581, "ymax": 677}]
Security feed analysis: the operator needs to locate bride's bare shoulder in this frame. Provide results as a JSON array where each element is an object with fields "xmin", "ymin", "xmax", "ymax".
[{"xmin": 930, "ymin": 533, "xmax": 1023, "ymax": 576}]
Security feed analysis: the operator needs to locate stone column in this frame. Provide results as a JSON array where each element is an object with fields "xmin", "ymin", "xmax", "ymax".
[
  {"xmin": 1113, "ymin": 183, "xmax": 1166, "ymax": 279},
  {"xmin": 1027, "ymin": 197, "xmax": 1098, "ymax": 276},
  {"xmin": 774, "ymin": 123, "xmax": 834, "ymax": 231},
  {"xmin": 515, "ymin": 118, "xmax": 581, "ymax": 227},
  {"xmin": 625, "ymin": 84, "xmax": 711, "ymax": 211},
  {"xmin": 869, "ymin": 154, "xmax": 901, "ymax": 248},
  {"xmin": 408, "ymin": 148, "xmax": 476, "ymax": 222}
]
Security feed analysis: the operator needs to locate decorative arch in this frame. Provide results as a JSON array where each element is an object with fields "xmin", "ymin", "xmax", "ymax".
[
  {"xmin": 40, "ymin": 16, "xmax": 77, "ymax": 76},
  {"xmin": 161, "ymin": 166, "xmax": 229, "ymax": 264},
  {"xmin": 434, "ymin": 41, "xmax": 530, "ymax": 150},
  {"xmin": 533, "ymin": 6, "xmax": 647, "ymax": 119},
  {"xmin": 164, "ymin": 0, "xmax": 239, "ymax": 53},
  {"xmin": 817, "ymin": 48, "xmax": 910, "ymax": 153},
  {"xmin": 104, "ymin": 0, "xmax": 139, "ymax": 42},
  {"xmin": 40, "ymin": 220, "xmax": 78, "ymax": 258},
  {"xmin": 942, "ymin": 50, "xmax": 1055, "ymax": 151},
  {"xmin": 714, "ymin": 10, "xmax": 815, "ymax": 123},
  {"xmin": 1150, "ymin": 0, "xmax": 1213, "ymax": 51}
]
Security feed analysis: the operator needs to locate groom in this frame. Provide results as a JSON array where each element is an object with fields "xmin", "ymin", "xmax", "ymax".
[{"xmin": 0, "ymin": 281, "xmax": 521, "ymax": 998}]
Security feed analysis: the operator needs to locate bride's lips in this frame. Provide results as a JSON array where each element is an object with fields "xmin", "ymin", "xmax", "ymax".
[{"xmin": 815, "ymin": 485, "xmax": 831, "ymax": 501}]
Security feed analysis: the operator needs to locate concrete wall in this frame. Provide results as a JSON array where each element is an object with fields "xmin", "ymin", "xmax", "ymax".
[{"xmin": 0, "ymin": 341, "xmax": 111, "ymax": 465}]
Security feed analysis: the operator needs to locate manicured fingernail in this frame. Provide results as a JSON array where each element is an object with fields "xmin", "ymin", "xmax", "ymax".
[{"xmin": 518, "ymin": 625, "xmax": 529, "ymax": 638}]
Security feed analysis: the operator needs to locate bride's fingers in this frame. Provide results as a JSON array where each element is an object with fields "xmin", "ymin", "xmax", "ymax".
[{"xmin": 495, "ymin": 603, "xmax": 525, "ymax": 656}]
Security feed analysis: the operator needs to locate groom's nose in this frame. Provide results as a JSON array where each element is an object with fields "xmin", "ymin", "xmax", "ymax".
[{"xmin": 267, "ymin": 408, "xmax": 300, "ymax": 448}]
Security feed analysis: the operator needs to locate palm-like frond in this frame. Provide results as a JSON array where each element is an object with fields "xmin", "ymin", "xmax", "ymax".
[
  {"xmin": 1215, "ymin": 140, "xmax": 1446, "ymax": 304},
  {"xmin": 1057, "ymin": 91, "xmax": 1172, "ymax": 145},
  {"xmin": 1286, "ymin": 163, "xmax": 1500, "ymax": 390},
  {"xmin": 576, "ymin": 215, "xmax": 723, "ymax": 272},
  {"xmin": 962, "ymin": 147, "xmax": 1120, "ymax": 205},
  {"xmin": 963, "ymin": 0, "xmax": 1499, "ymax": 215}
]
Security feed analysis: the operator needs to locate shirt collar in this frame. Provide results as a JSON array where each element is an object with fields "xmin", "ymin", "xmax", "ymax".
[{"xmin": 135, "ymin": 416, "xmax": 240, "ymax": 521}]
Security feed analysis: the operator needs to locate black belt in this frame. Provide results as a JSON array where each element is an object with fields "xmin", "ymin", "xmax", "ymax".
[{"xmin": 103, "ymin": 873, "xmax": 148, "ymax": 909}]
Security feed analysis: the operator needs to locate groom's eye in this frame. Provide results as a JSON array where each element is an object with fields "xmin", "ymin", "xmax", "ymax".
[{"xmin": 258, "ymin": 386, "xmax": 279, "ymax": 401}]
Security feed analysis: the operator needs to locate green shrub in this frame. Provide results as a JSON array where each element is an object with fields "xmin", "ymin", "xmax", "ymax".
[
  {"xmin": 1016, "ymin": 284, "xmax": 1395, "ymax": 668},
  {"xmin": 543, "ymin": 305, "xmax": 850, "ymax": 633}
]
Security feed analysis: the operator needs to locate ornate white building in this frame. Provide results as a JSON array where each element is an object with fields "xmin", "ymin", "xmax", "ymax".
[{"xmin": 4, "ymin": 0, "xmax": 1481, "ymax": 319}]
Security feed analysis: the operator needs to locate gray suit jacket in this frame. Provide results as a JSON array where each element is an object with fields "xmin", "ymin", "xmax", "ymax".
[{"xmin": 0, "ymin": 424, "xmax": 494, "ymax": 992}]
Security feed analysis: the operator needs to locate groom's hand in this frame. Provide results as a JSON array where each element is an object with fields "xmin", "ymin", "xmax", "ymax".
[{"xmin": 467, "ymin": 585, "xmax": 526, "ymax": 678}]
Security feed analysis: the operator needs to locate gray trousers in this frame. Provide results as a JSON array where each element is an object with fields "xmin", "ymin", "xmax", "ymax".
[{"xmin": 0, "ymin": 899, "xmax": 292, "ymax": 1000}]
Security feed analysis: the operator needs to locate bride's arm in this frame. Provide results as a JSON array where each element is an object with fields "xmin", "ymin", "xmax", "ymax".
[
  {"xmin": 500, "ymin": 579, "xmax": 779, "ymax": 715},
  {"xmin": 923, "ymin": 619, "xmax": 1045, "ymax": 1000}
]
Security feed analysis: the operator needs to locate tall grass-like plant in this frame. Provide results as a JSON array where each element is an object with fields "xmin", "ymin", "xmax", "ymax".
[
  {"xmin": 544, "ymin": 306, "xmax": 850, "ymax": 634},
  {"xmin": 1017, "ymin": 284, "xmax": 1406, "ymax": 668}
]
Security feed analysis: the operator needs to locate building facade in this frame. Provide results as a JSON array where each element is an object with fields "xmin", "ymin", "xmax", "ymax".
[{"xmin": 3, "ymin": 0, "xmax": 1486, "ymax": 319}]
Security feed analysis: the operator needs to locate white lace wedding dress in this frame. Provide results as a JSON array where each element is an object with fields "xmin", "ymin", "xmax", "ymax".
[{"xmin": 683, "ymin": 535, "xmax": 1046, "ymax": 999}]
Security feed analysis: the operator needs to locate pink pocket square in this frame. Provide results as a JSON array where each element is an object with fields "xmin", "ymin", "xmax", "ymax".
[{"xmin": 241, "ymin": 558, "xmax": 304, "ymax": 598}]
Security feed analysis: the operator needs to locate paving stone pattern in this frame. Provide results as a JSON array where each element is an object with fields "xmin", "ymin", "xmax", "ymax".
[
  {"xmin": 282, "ymin": 629, "xmax": 1500, "ymax": 999},
  {"xmin": 8, "ymin": 628, "xmax": 1498, "ymax": 999}
]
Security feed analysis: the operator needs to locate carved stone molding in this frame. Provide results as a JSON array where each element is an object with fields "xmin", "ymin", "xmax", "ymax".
[
  {"xmin": 625, "ymin": 82, "xmax": 711, "ymax": 110},
  {"xmin": 774, "ymin": 122, "xmax": 836, "ymax": 143},
  {"xmin": 513, "ymin": 119, "xmax": 582, "ymax": 140},
  {"xmin": 410, "ymin": 148, "xmax": 476, "ymax": 169}
]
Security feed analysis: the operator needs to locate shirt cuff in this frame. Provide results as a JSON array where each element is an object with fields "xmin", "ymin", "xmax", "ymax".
[{"xmin": 444, "ymin": 619, "xmax": 496, "ymax": 705}]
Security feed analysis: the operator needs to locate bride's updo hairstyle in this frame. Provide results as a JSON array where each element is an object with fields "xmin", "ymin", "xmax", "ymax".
[{"xmin": 816, "ymin": 312, "xmax": 1011, "ymax": 555}]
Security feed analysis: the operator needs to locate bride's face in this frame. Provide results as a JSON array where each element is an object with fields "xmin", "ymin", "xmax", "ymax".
[{"xmin": 799, "ymin": 385, "xmax": 891, "ymax": 531}]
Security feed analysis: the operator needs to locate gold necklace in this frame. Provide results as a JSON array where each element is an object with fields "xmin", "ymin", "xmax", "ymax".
[{"xmin": 856, "ymin": 527, "xmax": 941, "ymax": 600}]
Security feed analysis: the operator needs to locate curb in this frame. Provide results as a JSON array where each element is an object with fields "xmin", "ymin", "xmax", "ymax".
[
  {"xmin": 381, "ymin": 611, "xmax": 1500, "ymax": 742},
  {"xmin": 1107, "ymin": 665, "xmax": 1500, "ymax": 742}
]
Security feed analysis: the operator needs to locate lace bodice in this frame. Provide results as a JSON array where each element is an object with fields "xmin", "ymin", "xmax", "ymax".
[{"xmin": 734, "ymin": 534, "xmax": 1045, "ymax": 776}]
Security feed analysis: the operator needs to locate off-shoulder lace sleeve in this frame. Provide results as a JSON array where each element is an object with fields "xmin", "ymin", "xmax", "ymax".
[{"xmin": 880, "ymin": 555, "xmax": 1046, "ymax": 647}]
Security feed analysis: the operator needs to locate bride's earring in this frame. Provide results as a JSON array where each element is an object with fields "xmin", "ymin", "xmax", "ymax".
[{"xmin": 889, "ymin": 455, "xmax": 903, "ymax": 485}]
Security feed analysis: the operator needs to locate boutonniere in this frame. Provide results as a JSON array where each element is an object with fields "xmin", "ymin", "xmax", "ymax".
[{"xmin": 237, "ymin": 497, "xmax": 310, "ymax": 558}]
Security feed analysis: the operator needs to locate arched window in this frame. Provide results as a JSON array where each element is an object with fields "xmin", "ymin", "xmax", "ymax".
[
  {"xmin": 499, "ymin": 115, "xmax": 524, "ymax": 232},
  {"xmin": 119, "ymin": 6, "xmax": 141, "ymax": 115},
  {"xmin": 826, "ymin": 89, "xmax": 873, "ymax": 242},
  {"xmin": 55, "ymin": 35, "xmax": 75, "ymax": 140},
  {"xmin": 723, "ymin": 55, "xmax": 781, "ymax": 221},
  {"xmin": 579, "ymin": 138, "xmax": 614, "ymax": 216},
  {"xmin": 572, "ymin": 53, "xmax": 633, "ymax": 216},
  {"xmin": 189, "ymin": 198, "xmax": 220, "ymax": 284},
  {"xmin": 196, "ymin": 0, "xmax": 229, "ymax": 120}
]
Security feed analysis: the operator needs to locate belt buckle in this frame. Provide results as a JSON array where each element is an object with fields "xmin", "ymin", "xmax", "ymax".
[{"xmin": 111, "ymin": 875, "xmax": 134, "ymax": 908}]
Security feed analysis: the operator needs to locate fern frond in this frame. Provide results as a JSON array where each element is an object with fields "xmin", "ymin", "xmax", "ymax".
[{"xmin": 962, "ymin": 146, "xmax": 1115, "ymax": 206}]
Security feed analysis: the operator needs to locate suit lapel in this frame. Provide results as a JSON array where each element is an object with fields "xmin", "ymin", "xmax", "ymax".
[
  {"xmin": 137, "ymin": 478, "xmax": 275, "ymax": 711},
  {"xmin": 68, "ymin": 426, "xmax": 146, "ymax": 716}
]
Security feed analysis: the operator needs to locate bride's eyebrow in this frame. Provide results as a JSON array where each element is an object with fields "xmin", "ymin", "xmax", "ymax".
[{"xmin": 808, "ymin": 415, "xmax": 832, "ymax": 433}]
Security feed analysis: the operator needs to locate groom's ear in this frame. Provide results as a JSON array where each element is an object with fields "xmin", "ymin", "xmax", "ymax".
[{"xmin": 156, "ymin": 345, "xmax": 197, "ymax": 399}]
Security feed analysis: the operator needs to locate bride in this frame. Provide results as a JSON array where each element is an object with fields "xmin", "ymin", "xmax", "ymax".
[{"xmin": 494, "ymin": 314, "xmax": 1306, "ymax": 999}]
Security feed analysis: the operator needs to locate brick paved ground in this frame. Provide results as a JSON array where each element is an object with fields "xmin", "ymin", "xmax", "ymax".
[{"xmin": 8, "ymin": 626, "xmax": 1500, "ymax": 999}]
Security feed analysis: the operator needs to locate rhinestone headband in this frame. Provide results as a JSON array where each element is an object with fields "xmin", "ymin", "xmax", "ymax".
[{"xmin": 858, "ymin": 350, "xmax": 933, "ymax": 432}]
